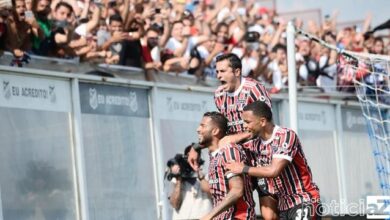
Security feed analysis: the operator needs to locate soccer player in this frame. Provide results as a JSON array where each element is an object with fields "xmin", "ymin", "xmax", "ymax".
[
  {"xmin": 189, "ymin": 53, "xmax": 278, "ymax": 219},
  {"xmin": 226, "ymin": 101, "xmax": 321, "ymax": 220},
  {"xmin": 214, "ymin": 53, "xmax": 272, "ymax": 134},
  {"xmin": 196, "ymin": 112, "xmax": 255, "ymax": 220}
]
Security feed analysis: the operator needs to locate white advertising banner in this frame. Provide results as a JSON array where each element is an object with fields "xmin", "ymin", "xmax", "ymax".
[
  {"xmin": 0, "ymin": 74, "xmax": 71, "ymax": 112},
  {"xmin": 297, "ymin": 102, "xmax": 335, "ymax": 131},
  {"xmin": 155, "ymin": 88, "xmax": 216, "ymax": 121}
]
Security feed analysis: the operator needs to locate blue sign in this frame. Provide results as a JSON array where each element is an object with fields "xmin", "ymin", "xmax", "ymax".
[{"xmin": 79, "ymin": 83, "xmax": 149, "ymax": 117}]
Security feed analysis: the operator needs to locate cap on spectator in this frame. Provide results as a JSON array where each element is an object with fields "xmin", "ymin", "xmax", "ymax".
[
  {"xmin": 248, "ymin": 25, "xmax": 264, "ymax": 35},
  {"xmin": 183, "ymin": 10, "xmax": 193, "ymax": 19},
  {"xmin": 258, "ymin": 7, "xmax": 269, "ymax": 15}
]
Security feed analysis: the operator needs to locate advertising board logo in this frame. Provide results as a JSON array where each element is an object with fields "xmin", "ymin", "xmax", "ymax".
[
  {"xmin": 89, "ymin": 88, "xmax": 98, "ymax": 110},
  {"xmin": 49, "ymin": 85, "xmax": 56, "ymax": 103},
  {"xmin": 129, "ymin": 91, "xmax": 138, "ymax": 112},
  {"xmin": 3, "ymin": 80, "xmax": 11, "ymax": 99}
]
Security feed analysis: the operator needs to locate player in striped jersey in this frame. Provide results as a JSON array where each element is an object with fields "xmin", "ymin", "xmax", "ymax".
[
  {"xmin": 226, "ymin": 101, "xmax": 321, "ymax": 220},
  {"xmin": 189, "ymin": 53, "xmax": 278, "ymax": 219},
  {"xmin": 196, "ymin": 112, "xmax": 255, "ymax": 220},
  {"xmin": 214, "ymin": 53, "xmax": 272, "ymax": 134}
]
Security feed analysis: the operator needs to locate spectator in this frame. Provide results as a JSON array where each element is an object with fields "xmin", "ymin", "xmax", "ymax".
[
  {"xmin": 296, "ymin": 39, "xmax": 317, "ymax": 86},
  {"xmin": 38, "ymin": 1, "xmax": 75, "ymax": 56},
  {"xmin": 100, "ymin": 13, "xmax": 129, "ymax": 64},
  {"xmin": 268, "ymin": 43, "xmax": 287, "ymax": 93},
  {"xmin": 168, "ymin": 144, "xmax": 212, "ymax": 220},
  {"xmin": 0, "ymin": 0, "xmax": 387, "ymax": 91},
  {"xmin": 30, "ymin": 0, "xmax": 51, "ymax": 54},
  {"xmin": 7, "ymin": 0, "xmax": 40, "ymax": 57},
  {"xmin": 140, "ymin": 26, "xmax": 162, "ymax": 80},
  {"xmin": 317, "ymin": 32, "xmax": 337, "ymax": 92},
  {"xmin": 371, "ymin": 37, "xmax": 385, "ymax": 55}
]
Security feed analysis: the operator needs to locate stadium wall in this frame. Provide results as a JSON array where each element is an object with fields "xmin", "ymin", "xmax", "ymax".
[{"xmin": 0, "ymin": 66, "xmax": 380, "ymax": 219}]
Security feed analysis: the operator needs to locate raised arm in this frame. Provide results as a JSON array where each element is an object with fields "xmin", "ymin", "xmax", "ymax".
[
  {"xmin": 169, "ymin": 164, "xmax": 184, "ymax": 210},
  {"xmin": 85, "ymin": 4, "xmax": 101, "ymax": 34},
  {"xmin": 169, "ymin": 178, "xmax": 184, "ymax": 210}
]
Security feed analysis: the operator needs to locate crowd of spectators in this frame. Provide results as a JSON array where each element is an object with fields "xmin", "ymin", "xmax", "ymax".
[{"xmin": 0, "ymin": 0, "xmax": 389, "ymax": 93}]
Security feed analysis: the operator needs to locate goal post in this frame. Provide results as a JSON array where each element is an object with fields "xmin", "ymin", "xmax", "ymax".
[{"xmin": 291, "ymin": 27, "xmax": 390, "ymax": 196}]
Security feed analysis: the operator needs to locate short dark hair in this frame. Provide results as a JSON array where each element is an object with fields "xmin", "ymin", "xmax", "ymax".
[
  {"xmin": 109, "ymin": 14, "xmax": 123, "ymax": 24},
  {"xmin": 203, "ymin": 111, "xmax": 228, "ymax": 137},
  {"xmin": 146, "ymin": 25, "xmax": 161, "ymax": 35},
  {"xmin": 243, "ymin": 101, "xmax": 273, "ymax": 122},
  {"xmin": 55, "ymin": 1, "xmax": 73, "ymax": 12},
  {"xmin": 272, "ymin": 43, "xmax": 286, "ymax": 53},
  {"xmin": 184, "ymin": 143, "xmax": 199, "ymax": 155},
  {"xmin": 216, "ymin": 53, "xmax": 242, "ymax": 71},
  {"xmin": 215, "ymin": 22, "xmax": 229, "ymax": 33},
  {"xmin": 172, "ymin": 20, "xmax": 183, "ymax": 28}
]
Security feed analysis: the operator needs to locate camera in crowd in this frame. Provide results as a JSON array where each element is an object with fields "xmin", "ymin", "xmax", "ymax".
[
  {"xmin": 245, "ymin": 31, "xmax": 260, "ymax": 43},
  {"xmin": 165, "ymin": 154, "xmax": 193, "ymax": 181},
  {"xmin": 164, "ymin": 143, "xmax": 204, "ymax": 181}
]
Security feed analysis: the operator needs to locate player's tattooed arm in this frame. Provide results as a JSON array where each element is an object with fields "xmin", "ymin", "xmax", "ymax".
[{"xmin": 200, "ymin": 176, "xmax": 244, "ymax": 220}]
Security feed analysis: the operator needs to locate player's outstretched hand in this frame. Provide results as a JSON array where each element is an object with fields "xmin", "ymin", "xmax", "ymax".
[
  {"xmin": 226, "ymin": 161, "xmax": 245, "ymax": 174},
  {"xmin": 187, "ymin": 147, "xmax": 200, "ymax": 171}
]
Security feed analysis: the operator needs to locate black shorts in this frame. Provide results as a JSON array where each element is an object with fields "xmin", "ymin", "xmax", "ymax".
[
  {"xmin": 252, "ymin": 177, "xmax": 277, "ymax": 198},
  {"xmin": 280, "ymin": 202, "xmax": 322, "ymax": 220},
  {"xmin": 253, "ymin": 183, "xmax": 277, "ymax": 200}
]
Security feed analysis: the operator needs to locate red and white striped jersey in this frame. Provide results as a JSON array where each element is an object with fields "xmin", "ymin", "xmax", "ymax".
[
  {"xmin": 208, "ymin": 143, "xmax": 255, "ymax": 220},
  {"xmin": 214, "ymin": 77, "xmax": 272, "ymax": 134},
  {"xmin": 265, "ymin": 125, "xmax": 320, "ymax": 211},
  {"xmin": 242, "ymin": 138, "xmax": 279, "ymax": 195}
]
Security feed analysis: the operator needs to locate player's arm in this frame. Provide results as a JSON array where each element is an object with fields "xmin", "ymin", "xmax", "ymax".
[
  {"xmin": 201, "ymin": 175, "xmax": 244, "ymax": 220},
  {"xmin": 197, "ymin": 170, "xmax": 211, "ymax": 196},
  {"xmin": 226, "ymin": 157, "xmax": 290, "ymax": 178},
  {"xmin": 246, "ymin": 157, "xmax": 289, "ymax": 178},
  {"xmin": 228, "ymin": 130, "xmax": 298, "ymax": 177},
  {"xmin": 218, "ymin": 132, "xmax": 251, "ymax": 148}
]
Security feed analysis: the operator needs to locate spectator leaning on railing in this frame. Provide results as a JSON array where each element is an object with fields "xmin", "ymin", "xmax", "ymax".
[{"xmin": 7, "ymin": 0, "xmax": 39, "ymax": 58}]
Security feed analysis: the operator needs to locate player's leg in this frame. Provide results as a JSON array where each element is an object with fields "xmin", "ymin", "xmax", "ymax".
[{"xmin": 259, "ymin": 195, "xmax": 278, "ymax": 220}]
